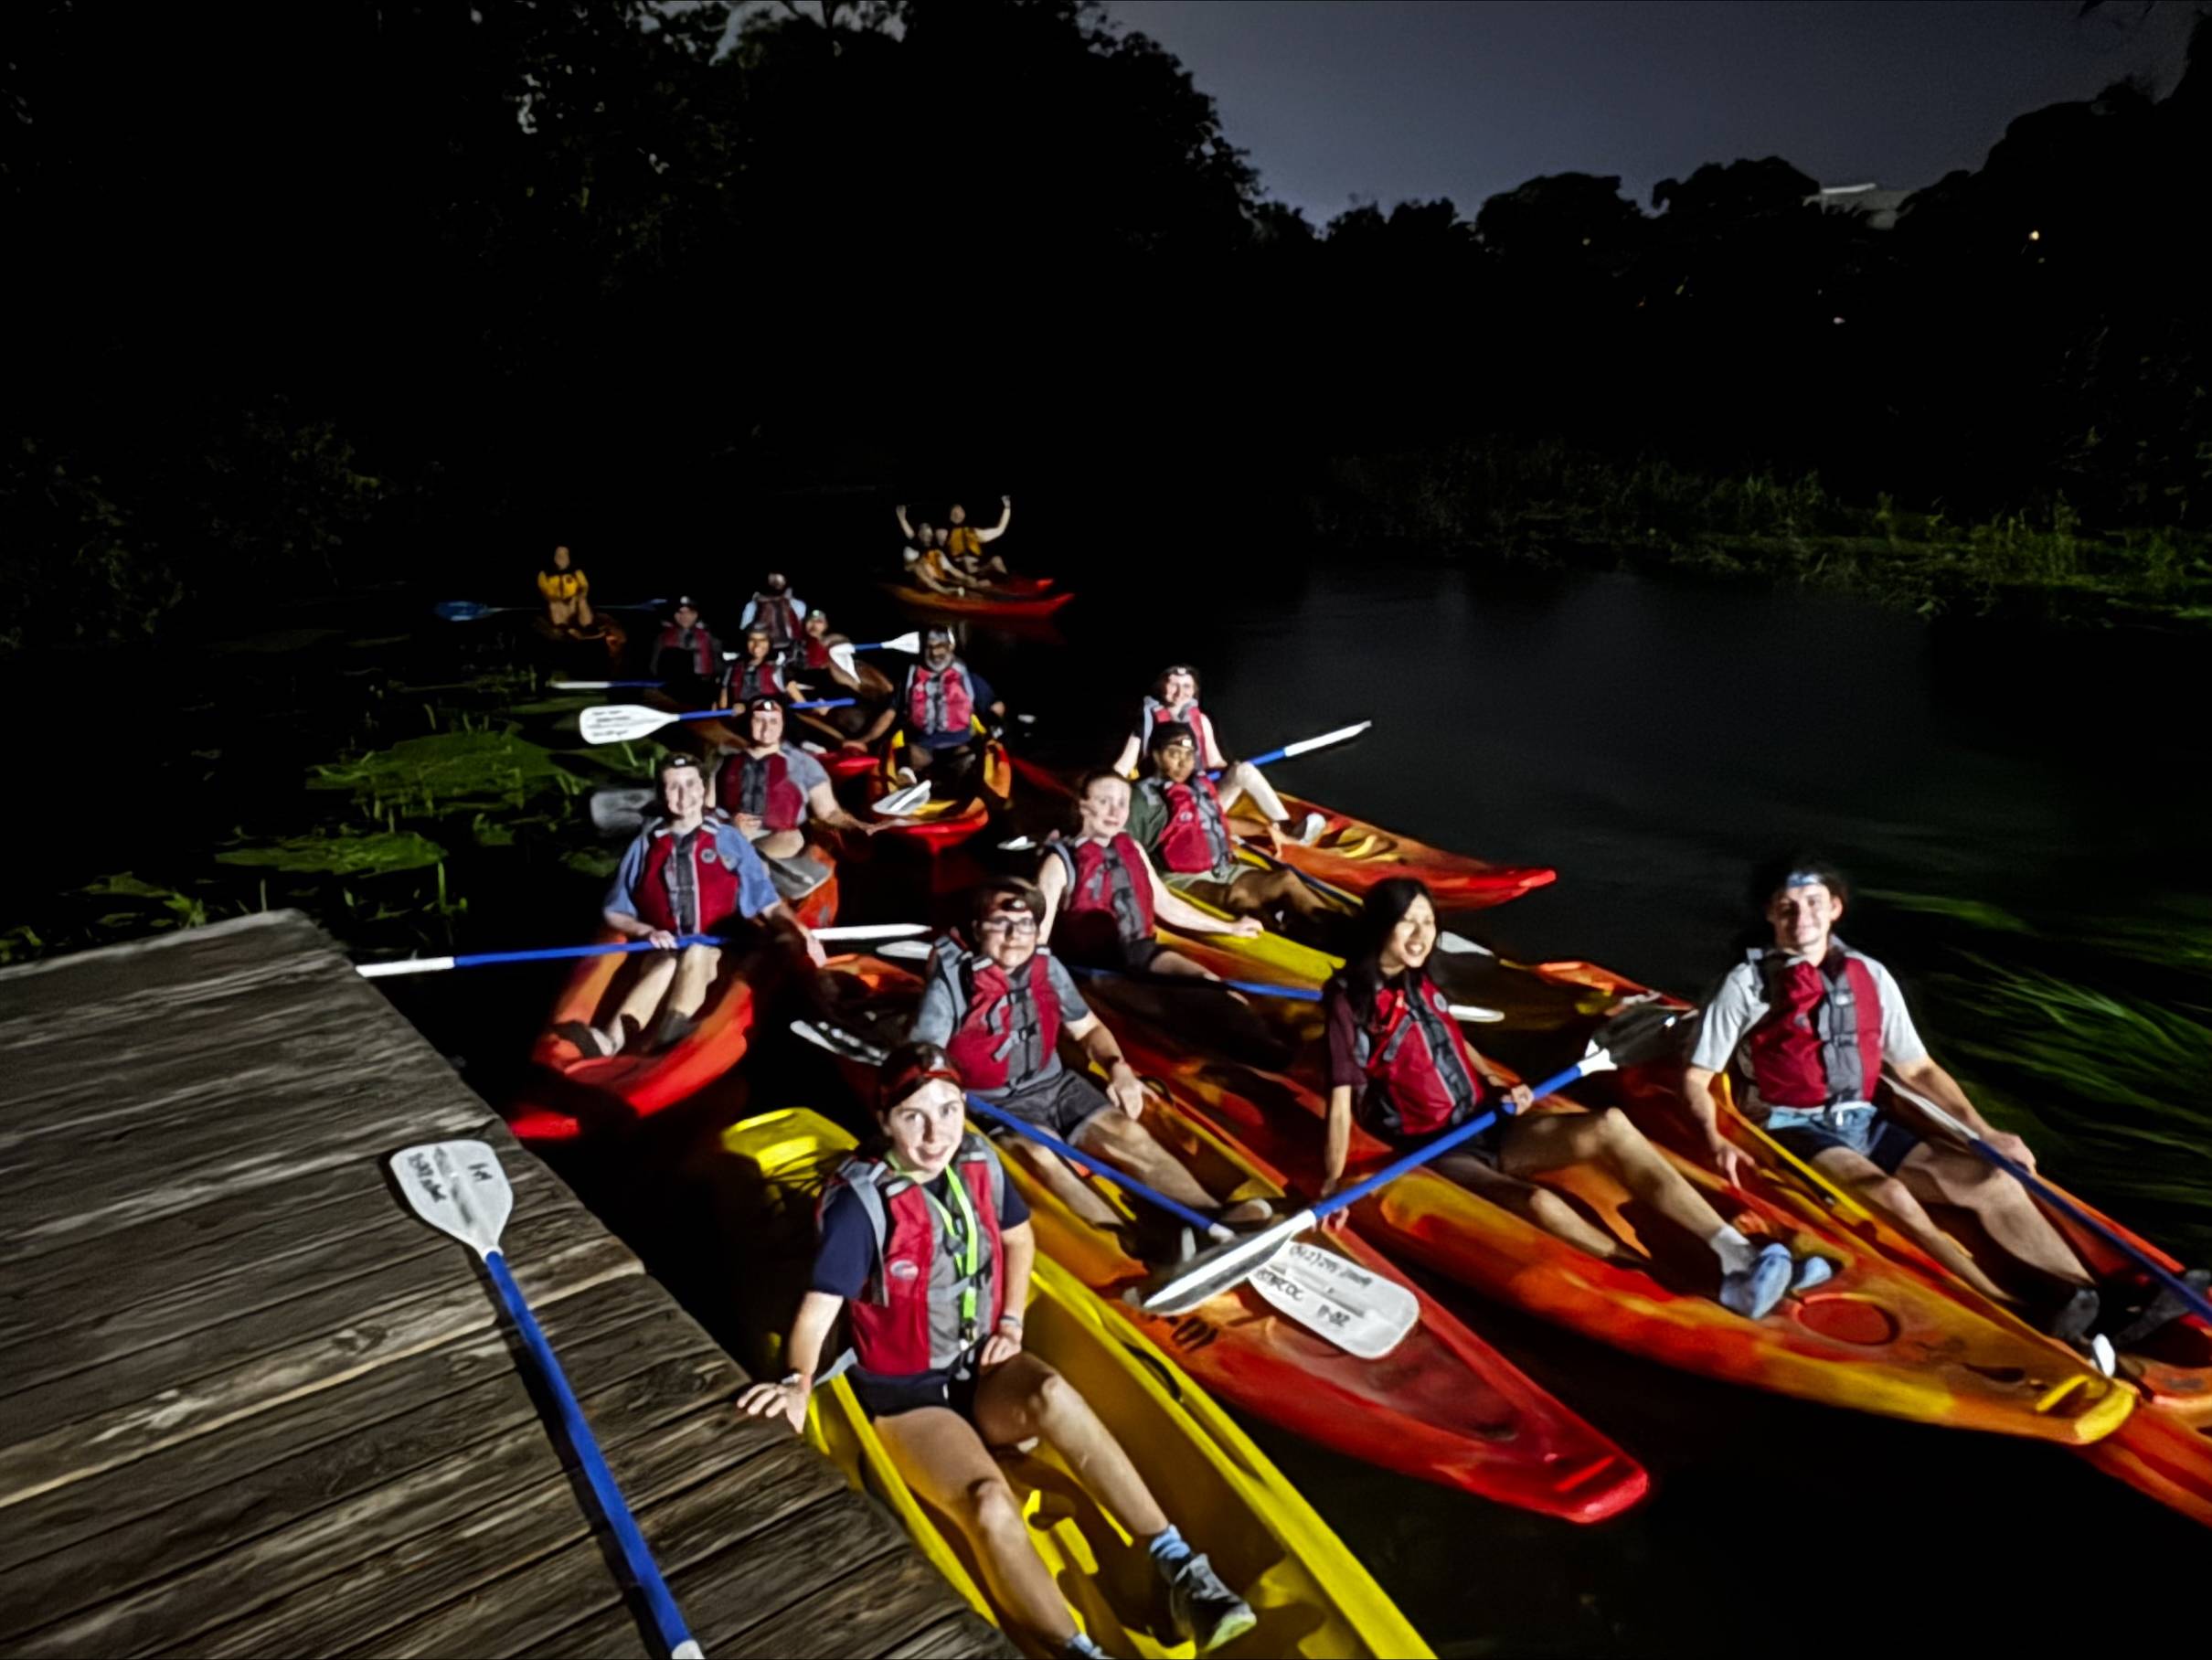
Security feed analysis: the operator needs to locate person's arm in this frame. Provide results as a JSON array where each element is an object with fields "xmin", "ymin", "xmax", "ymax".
[
  {"xmin": 912, "ymin": 553, "xmax": 962, "ymax": 594},
  {"xmin": 726, "ymin": 829, "xmax": 824, "ymax": 963},
  {"xmin": 1678, "ymin": 968, "xmax": 1761, "ymax": 1182},
  {"xmin": 973, "ymin": 495, "xmax": 1013, "ymax": 544},
  {"xmin": 739, "ymin": 598, "xmax": 760, "ymax": 629},
  {"xmin": 1064, "ymin": 1008, "xmax": 1143, "ymax": 1117},
  {"xmin": 1678, "ymin": 1067, "xmax": 1749, "ymax": 1186},
  {"xmin": 1143, "ymin": 842, "xmax": 1260, "ymax": 938},
  {"xmin": 735, "ymin": 1288, "xmax": 843, "ymax": 1431},
  {"xmin": 894, "ymin": 504, "xmax": 917, "ymax": 543},
  {"xmin": 1111, "ymin": 733, "xmax": 1141, "ymax": 777},
  {"xmin": 1324, "ymin": 1084, "xmax": 1356, "ymax": 1192},
  {"xmin": 910, "ymin": 963, "xmax": 957, "ymax": 1048},
  {"xmin": 1035, "ymin": 852, "xmax": 1069, "ymax": 943},
  {"xmin": 1197, "ymin": 712, "xmax": 1228, "ymax": 772},
  {"xmin": 601, "ymin": 837, "xmax": 677, "ymax": 947},
  {"xmin": 979, "ymin": 1220, "xmax": 1035, "ymax": 1367},
  {"xmin": 849, "ymin": 701, "xmax": 899, "ymax": 750},
  {"xmin": 805, "ymin": 778, "xmax": 881, "ymax": 837},
  {"xmin": 1887, "ymin": 1055, "xmax": 2035, "ymax": 1165},
  {"xmin": 966, "ymin": 669, "xmax": 1005, "ymax": 721}
]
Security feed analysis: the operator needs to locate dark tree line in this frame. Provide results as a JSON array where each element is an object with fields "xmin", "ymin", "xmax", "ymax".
[{"xmin": 5, "ymin": 0, "xmax": 2207, "ymax": 646}]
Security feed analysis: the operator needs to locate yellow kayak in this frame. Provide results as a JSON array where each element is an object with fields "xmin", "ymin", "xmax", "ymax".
[{"xmin": 718, "ymin": 1108, "xmax": 1433, "ymax": 1660}]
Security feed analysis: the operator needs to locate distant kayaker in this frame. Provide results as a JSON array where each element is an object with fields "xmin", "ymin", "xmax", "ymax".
[
  {"xmin": 897, "ymin": 505, "xmax": 980, "ymax": 595},
  {"xmin": 650, "ymin": 597, "xmax": 721, "ymax": 699},
  {"xmin": 738, "ymin": 571, "xmax": 805, "ymax": 657},
  {"xmin": 1682, "ymin": 856, "xmax": 2110, "ymax": 1348},
  {"xmin": 1036, "ymin": 769, "xmax": 1265, "ymax": 978},
  {"xmin": 911, "ymin": 880, "xmax": 1273, "ymax": 1235},
  {"xmin": 1110, "ymin": 664, "xmax": 1325, "ymax": 849},
  {"xmin": 847, "ymin": 624, "xmax": 1005, "ymax": 797},
  {"xmin": 573, "ymin": 754, "xmax": 823, "ymax": 1057},
  {"xmin": 1127, "ymin": 722, "xmax": 1338, "ymax": 937},
  {"xmin": 720, "ymin": 622, "xmax": 785, "ymax": 708},
  {"xmin": 945, "ymin": 495, "xmax": 1014, "ymax": 581},
  {"xmin": 535, "ymin": 543, "xmax": 595, "ymax": 633},
  {"xmin": 793, "ymin": 607, "xmax": 862, "ymax": 694},
  {"xmin": 738, "ymin": 1042, "xmax": 1259, "ymax": 1659},
  {"xmin": 710, "ymin": 697, "xmax": 883, "ymax": 860},
  {"xmin": 1321, "ymin": 878, "xmax": 1829, "ymax": 1320}
]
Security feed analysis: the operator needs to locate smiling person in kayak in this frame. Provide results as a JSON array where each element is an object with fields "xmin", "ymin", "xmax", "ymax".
[
  {"xmin": 945, "ymin": 495, "xmax": 1014, "ymax": 582},
  {"xmin": 848, "ymin": 624, "xmax": 1005, "ymax": 796},
  {"xmin": 1682, "ymin": 857, "xmax": 2108, "ymax": 1346},
  {"xmin": 738, "ymin": 571, "xmax": 805, "ymax": 659},
  {"xmin": 912, "ymin": 880, "xmax": 1272, "ymax": 1234},
  {"xmin": 710, "ymin": 696, "xmax": 883, "ymax": 861},
  {"xmin": 1128, "ymin": 722, "xmax": 1338, "ymax": 936},
  {"xmin": 576, "ymin": 754, "xmax": 824, "ymax": 1057},
  {"xmin": 650, "ymin": 597, "xmax": 721, "ymax": 700},
  {"xmin": 1037, "ymin": 769, "xmax": 1264, "ymax": 979},
  {"xmin": 721, "ymin": 621, "xmax": 786, "ymax": 707},
  {"xmin": 1111, "ymin": 665, "xmax": 1324, "ymax": 851},
  {"xmin": 1324, "ymin": 878, "xmax": 1830, "ymax": 1321},
  {"xmin": 739, "ymin": 1044, "xmax": 1257, "ymax": 1659}
]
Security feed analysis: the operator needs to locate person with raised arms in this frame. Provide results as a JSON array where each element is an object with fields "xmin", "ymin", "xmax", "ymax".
[
  {"xmin": 912, "ymin": 880, "xmax": 1272, "ymax": 1234},
  {"xmin": 650, "ymin": 596, "xmax": 721, "ymax": 699},
  {"xmin": 895, "ymin": 504, "xmax": 973, "ymax": 595},
  {"xmin": 1323, "ymin": 878, "xmax": 1830, "ymax": 1321},
  {"xmin": 738, "ymin": 571, "xmax": 805, "ymax": 658},
  {"xmin": 738, "ymin": 1042, "xmax": 1258, "ymax": 1660},
  {"xmin": 1127, "ymin": 721, "xmax": 1337, "ymax": 936},
  {"xmin": 1037, "ymin": 769, "xmax": 1264, "ymax": 979},
  {"xmin": 536, "ymin": 543, "xmax": 595, "ymax": 633},
  {"xmin": 710, "ymin": 696, "xmax": 884, "ymax": 861},
  {"xmin": 720, "ymin": 621, "xmax": 787, "ymax": 707},
  {"xmin": 1681, "ymin": 856, "xmax": 2111, "ymax": 1350},
  {"xmin": 945, "ymin": 495, "xmax": 1014, "ymax": 581},
  {"xmin": 571, "ymin": 754, "xmax": 823, "ymax": 1057},
  {"xmin": 847, "ymin": 623, "xmax": 1005, "ymax": 796},
  {"xmin": 1111, "ymin": 664, "xmax": 1324, "ymax": 849}
]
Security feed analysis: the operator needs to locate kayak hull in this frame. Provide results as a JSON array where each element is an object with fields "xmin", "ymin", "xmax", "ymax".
[
  {"xmin": 881, "ymin": 580, "xmax": 1075, "ymax": 619},
  {"xmin": 1261, "ymin": 790, "xmax": 1556, "ymax": 910}
]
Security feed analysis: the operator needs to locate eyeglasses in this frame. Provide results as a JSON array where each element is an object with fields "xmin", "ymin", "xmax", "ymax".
[{"xmin": 977, "ymin": 914, "xmax": 1039, "ymax": 937}]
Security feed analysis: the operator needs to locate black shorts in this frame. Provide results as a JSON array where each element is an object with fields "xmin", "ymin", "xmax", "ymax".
[
  {"xmin": 1367, "ymin": 1101, "xmax": 1502, "ymax": 1164},
  {"xmin": 849, "ymin": 1365, "xmax": 982, "ymax": 1423},
  {"xmin": 981, "ymin": 1068, "xmax": 1113, "ymax": 1141},
  {"xmin": 1767, "ymin": 1110, "xmax": 1920, "ymax": 1175},
  {"xmin": 1057, "ymin": 934, "xmax": 1168, "ymax": 975}
]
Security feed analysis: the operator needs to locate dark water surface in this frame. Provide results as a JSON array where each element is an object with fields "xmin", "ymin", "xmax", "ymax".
[{"xmin": 14, "ymin": 546, "xmax": 2203, "ymax": 1656}]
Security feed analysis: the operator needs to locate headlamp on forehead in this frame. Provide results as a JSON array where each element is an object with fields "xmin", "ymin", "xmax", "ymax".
[
  {"xmin": 922, "ymin": 624, "xmax": 954, "ymax": 644},
  {"xmin": 1782, "ymin": 870, "xmax": 1830, "ymax": 889},
  {"xmin": 746, "ymin": 695, "xmax": 784, "ymax": 716}
]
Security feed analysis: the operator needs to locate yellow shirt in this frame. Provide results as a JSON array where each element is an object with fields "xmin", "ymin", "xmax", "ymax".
[{"xmin": 947, "ymin": 526, "xmax": 983, "ymax": 559}]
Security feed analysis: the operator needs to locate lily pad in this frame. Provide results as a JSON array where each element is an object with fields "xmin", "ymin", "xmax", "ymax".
[{"xmin": 218, "ymin": 829, "xmax": 446, "ymax": 876}]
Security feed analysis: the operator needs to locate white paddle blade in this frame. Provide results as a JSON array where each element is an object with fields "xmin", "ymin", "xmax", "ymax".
[
  {"xmin": 1279, "ymin": 719, "xmax": 1375, "ymax": 761},
  {"xmin": 580, "ymin": 704, "xmax": 676, "ymax": 745},
  {"xmin": 1248, "ymin": 1239, "xmax": 1418, "ymax": 1358},
  {"xmin": 865, "ymin": 631, "xmax": 921, "ymax": 654},
  {"xmin": 1139, "ymin": 1209, "xmax": 1312, "ymax": 1315},
  {"xmin": 872, "ymin": 782, "xmax": 932, "ymax": 817},
  {"xmin": 1450, "ymin": 1003, "xmax": 1505, "ymax": 1024},
  {"xmin": 828, "ymin": 642, "xmax": 858, "ymax": 680},
  {"xmin": 391, "ymin": 1140, "xmax": 513, "ymax": 1259},
  {"xmin": 875, "ymin": 938, "xmax": 933, "ymax": 961},
  {"xmin": 590, "ymin": 787, "xmax": 655, "ymax": 835},
  {"xmin": 790, "ymin": 1018, "xmax": 889, "ymax": 1065},
  {"xmin": 815, "ymin": 923, "xmax": 931, "ymax": 942},
  {"xmin": 998, "ymin": 835, "xmax": 1038, "ymax": 853},
  {"xmin": 549, "ymin": 680, "xmax": 626, "ymax": 690},
  {"xmin": 1438, "ymin": 931, "xmax": 1494, "ymax": 956}
]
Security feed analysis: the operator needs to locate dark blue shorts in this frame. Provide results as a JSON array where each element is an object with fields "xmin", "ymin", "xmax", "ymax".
[
  {"xmin": 1766, "ymin": 1107, "xmax": 1920, "ymax": 1175},
  {"xmin": 849, "ymin": 1364, "xmax": 983, "ymax": 1423}
]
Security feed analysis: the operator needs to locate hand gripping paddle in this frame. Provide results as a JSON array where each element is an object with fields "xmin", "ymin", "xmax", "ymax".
[{"xmin": 390, "ymin": 1141, "xmax": 703, "ymax": 1659}]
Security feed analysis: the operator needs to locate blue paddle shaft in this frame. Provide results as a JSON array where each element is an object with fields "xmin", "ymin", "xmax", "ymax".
[
  {"xmin": 962, "ymin": 1094, "xmax": 1222, "ymax": 1234},
  {"xmin": 483, "ymin": 1251, "xmax": 694, "ymax": 1655},
  {"xmin": 452, "ymin": 936, "xmax": 718, "ymax": 969},
  {"xmin": 1313, "ymin": 1060, "xmax": 1587, "ymax": 1221}
]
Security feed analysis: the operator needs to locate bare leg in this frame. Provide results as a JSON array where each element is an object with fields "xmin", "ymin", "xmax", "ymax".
[
  {"xmin": 1075, "ymin": 1112, "xmax": 1270, "ymax": 1222},
  {"xmin": 874, "ymin": 1406, "xmax": 1076, "ymax": 1647},
  {"xmin": 974, "ymin": 1353, "xmax": 1169, "ymax": 1536},
  {"xmin": 575, "ymin": 596, "xmax": 595, "ymax": 628},
  {"xmin": 663, "ymin": 943, "xmax": 722, "ymax": 1022},
  {"xmin": 1003, "ymin": 1138, "xmax": 1124, "ymax": 1229},
  {"xmin": 1226, "ymin": 867, "xmax": 1335, "ymax": 924},
  {"xmin": 1217, "ymin": 761, "xmax": 1292, "ymax": 825},
  {"xmin": 1895, "ymin": 1144, "xmax": 2093, "ymax": 1287},
  {"xmin": 605, "ymin": 951, "xmax": 680, "ymax": 1050},
  {"xmin": 748, "ymin": 826, "xmax": 806, "ymax": 860},
  {"xmin": 1503, "ymin": 1108, "xmax": 1737, "ymax": 1245},
  {"xmin": 1811, "ymin": 1146, "xmax": 2018, "ymax": 1304},
  {"xmin": 1430, "ymin": 1150, "xmax": 1636, "ymax": 1262}
]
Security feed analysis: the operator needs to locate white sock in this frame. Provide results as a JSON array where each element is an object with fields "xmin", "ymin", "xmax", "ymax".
[{"xmin": 1707, "ymin": 1224, "xmax": 1756, "ymax": 1275}]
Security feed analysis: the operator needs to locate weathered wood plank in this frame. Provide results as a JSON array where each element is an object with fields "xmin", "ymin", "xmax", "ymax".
[
  {"xmin": 0, "ymin": 913, "xmax": 339, "ymax": 1022},
  {"xmin": 718, "ymin": 1539, "xmax": 994, "ymax": 1659},
  {"xmin": 0, "ymin": 1276, "xmax": 661, "ymax": 1577},
  {"xmin": 881, "ymin": 1610, "xmax": 1014, "ymax": 1660},
  {"xmin": 0, "ymin": 1207, "xmax": 641, "ymax": 1508},
  {"xmin": 0, "ymin": 1300, "xmax": 705, "ymax": 1631}
]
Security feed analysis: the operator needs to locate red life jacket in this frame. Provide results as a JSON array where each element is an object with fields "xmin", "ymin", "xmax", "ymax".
[
  {"xmin": 750, "ymin": 592, "xmax": 802, "ymax": 645},
  {"xmin": 726, "ymin": 657, "xmax": 783, "ymax": 703},
  {"xmin": 822, "ymin": 1137, "xmax": 1007, "ymax": 1377},
  {"xmin": 654, "ymin": 624, "xmax": 718, "ymax": 677},
  {"xmin": 632, "ymin": 819, "xmax": 745, "ymax": 933},
  {"xmin": 1346, "ymin": 974, "xmax": 1488, "ymax": 1139},
  {"xmin": 1136, "ymin": 695, "xmax": 1216, "ymax": 760},
  {"xmin": 1048, "ymin": 835, "xmax": 1154, "ymax": 957},
  {"xmin": 932, "ymin": 937, "xmax": 1062, "ymax": 1092},
  {"xmin": 1138, "ymin": 773, "xmax": 1233, "ymax": 876},
  {"xmin": 1739, "ymin": 942, "xmax": 1886, "ymax": 1109},
  {"xmin": 803, "ymin": 636, "xmax": 834, "ymax": 671},
  {"xmin": 716, "ymin": 746, "xmax": 807, "ymax": 832},
  {"xmin": 906, "ymin": 661, "xmax": 976, "ymax": 738}
]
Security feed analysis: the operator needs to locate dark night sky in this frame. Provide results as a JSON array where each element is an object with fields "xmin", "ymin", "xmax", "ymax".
[{"xmin": 1101, "ymin": 0, "xmax": 2199, "ymax": 218}]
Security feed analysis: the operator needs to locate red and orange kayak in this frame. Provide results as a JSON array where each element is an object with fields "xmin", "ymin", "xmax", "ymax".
[
  {"xmin": 880, "ymin": 580, "xmax": 1075, "ymax": 620},
  {"xmin": 811, "ymin": 955, "xmax": 1650, "ymax": 1522},
  {"xmin": 863, "ymin": 740, "xmax": 1012, "ymax": 856}
]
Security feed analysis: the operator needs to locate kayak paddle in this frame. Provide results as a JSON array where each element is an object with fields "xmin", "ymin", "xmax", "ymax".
[
  {"xmin": 1883, "ymin": 1074, "xmax": 2212, "ymax": 1328},
  {"xmin": 1209, "ymin": 719, "xmax": 1375, "ymax": 778},
  {"xmin": 580, "ymin": 698, "xmax": 856, "ymax": 745},
  {"xmin": 357, "ymin": 923, "xmax": 931, "ymax": 977},
  {"xmin": 552, "ymin": 679, "xmax": 671, "ymax": 690},
  {"xmin": 871, "ymin": 781, "xmax": 934, "ymax": 817},
  {"xmin": 390, "ymin": 1140, "xmax": 701, "ymax": 1659},
  {"xmin": 435, "ymin": 597, "xmax": 667, "ymax": 623},
  {"xmin": 787, "ymin": 1019, "xmax": 1420, "ymax": 1356},
  {"xmin": 828, "ymin": 631, "xmax": 922, "ymax": 680},
  {"xmin": 1067, "ymin": 961, "xmax": 1502, "ymax": 1022},
  {"xmin": 1140, "ymin": 1004, "xmax": 1693, "ymax": 1315}
]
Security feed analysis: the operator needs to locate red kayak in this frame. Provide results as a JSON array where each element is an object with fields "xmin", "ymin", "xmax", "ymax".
[
  {"xmin": 861, "ymin": 740, "xmax": 1012, "ymax": 855},
  {"xmin": 812, "ymin": 955, "xmax": 1650, "ymax": 1521},
  {"xmin": 880, "ymin": 580, "xmax": 1075, "ymax": 620}
]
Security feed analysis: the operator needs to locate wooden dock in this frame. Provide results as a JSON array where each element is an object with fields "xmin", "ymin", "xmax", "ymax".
[{"xmin": 0, "ymin": 911, "xmax": 1008, "ymax": 1659}]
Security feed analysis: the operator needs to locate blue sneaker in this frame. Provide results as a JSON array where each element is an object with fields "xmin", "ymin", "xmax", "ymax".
[
  {"xmin": 1792, "ymin": 1254, "xmax": 1836, "ymax": 1293},
  {"xmin": 1720, "ymin": 1241, "xmax": 1794, "ymax": 1320}
]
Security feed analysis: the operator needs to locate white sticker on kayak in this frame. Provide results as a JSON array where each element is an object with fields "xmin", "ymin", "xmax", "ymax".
[{"xmin": 1248, "ymin": 1240, "xmax": 1418, "ymax": 1359}]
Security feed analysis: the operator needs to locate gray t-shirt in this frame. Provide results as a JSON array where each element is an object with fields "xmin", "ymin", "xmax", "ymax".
[
  {"xmin": 911, "ymin": 943, "xmax": 1091, "ymax": 1091},
  {"xmin": 1690, "ymin": 948, "xmax": 1929, "ymax": 1107}
]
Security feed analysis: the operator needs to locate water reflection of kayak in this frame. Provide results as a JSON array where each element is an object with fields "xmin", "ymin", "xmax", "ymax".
[
  {"xmin": 718, "ymin": 1106, "xmax": 1437, "ymax": 1659},
  {"xmin": 880, "ymin": 580, "xmax": 1075, "ymax": 618}
]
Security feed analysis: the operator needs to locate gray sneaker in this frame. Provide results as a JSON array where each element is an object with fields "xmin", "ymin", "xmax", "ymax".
[
  {"xmin": 1166, "ymin": 1552, "xmax": 1257, "ymax": 1654},
  {"xmin": 1291, "ymin": 811, "xmax": 1327, "ymax": 846}
]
